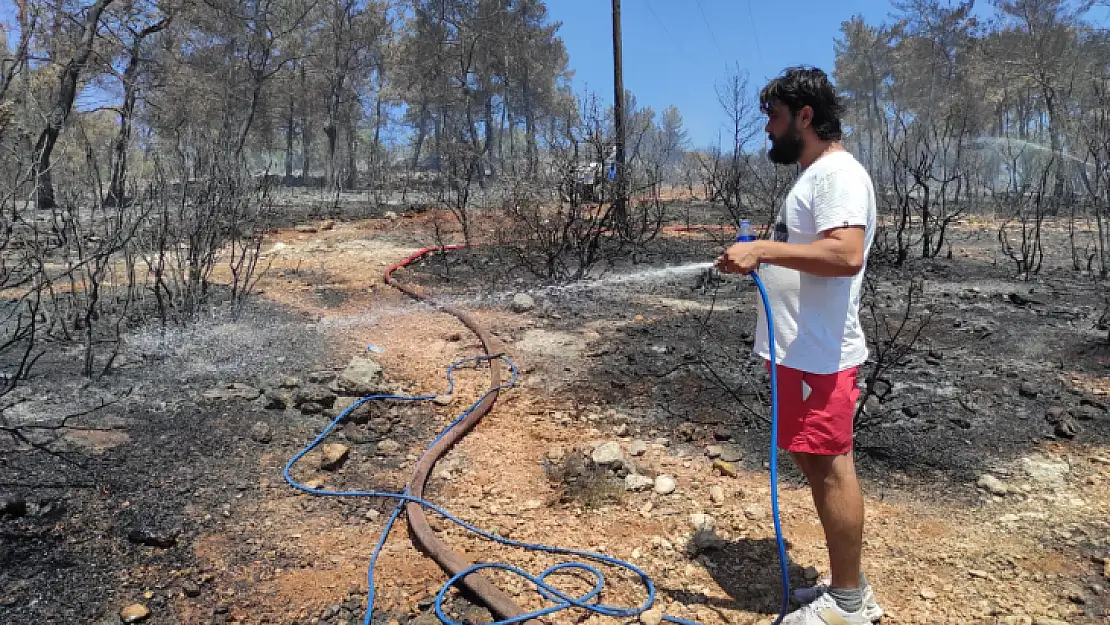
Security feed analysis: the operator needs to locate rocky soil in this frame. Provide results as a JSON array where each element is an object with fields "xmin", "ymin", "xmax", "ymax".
[{"xmin": 1, "ymin": 203, "xmax": 1108, "ymax": 625}]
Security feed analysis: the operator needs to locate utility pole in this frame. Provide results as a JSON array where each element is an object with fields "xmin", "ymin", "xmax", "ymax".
[{"xmin": 611, "ymin": 0, "xmax": 627, "ymax": 223}]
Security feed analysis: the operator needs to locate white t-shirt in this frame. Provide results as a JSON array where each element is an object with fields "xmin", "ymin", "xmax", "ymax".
[{"xmin": 753, "ymin": 150, "xmax": 877, "ymax": 374}]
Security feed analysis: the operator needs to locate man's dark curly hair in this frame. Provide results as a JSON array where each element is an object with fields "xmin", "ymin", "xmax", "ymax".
[{"xmin": 759, "ymin": 66, "xmax": 844, "ymax": 141}]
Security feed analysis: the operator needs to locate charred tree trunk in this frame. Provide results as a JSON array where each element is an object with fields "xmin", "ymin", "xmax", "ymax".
[
  {"xmin": 300, "ymin": 65, "xmax": 312, "ymax": 180},
  {"xmin": 33, "ymin": 0, "xmax": 115, "ymax": 209},
  {"xmin": 285, "ymin": 95, "xmax": 295, "ymax": 179},
  {"xmin": 344, "ymin": 122, "xmax": 357, "ymax": 190},
  {"xmin": 412, "ymin": 102, "xmax": 429, "ymax": 170},
  {"xmin": 107, "ymin": 17, "xmax": 170, "ymax": 207}
]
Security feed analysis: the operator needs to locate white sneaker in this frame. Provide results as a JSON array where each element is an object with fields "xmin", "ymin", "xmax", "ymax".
[
  {"xmin": 792, "ymin": 578, "xmax": 884, "ymax": 622},
  {"xmin": 780, "ymin": 593, "xmax": 873, "ymax": 624}
]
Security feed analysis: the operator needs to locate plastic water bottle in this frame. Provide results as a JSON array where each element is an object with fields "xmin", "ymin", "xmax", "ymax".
[{"xmin": 736, "ymin": 219, "xmax": 757, "ymax": 242}]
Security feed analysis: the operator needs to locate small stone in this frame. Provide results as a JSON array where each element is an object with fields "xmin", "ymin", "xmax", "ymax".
[
  {"xmin": 629, "ymin": 440, "xmax": 648, "ymax": 456},
  {"xmin": 613, "ymin": 423, "xmax": 630, "ymax": 437},
  {"xmin": 712, "ymin": 460, "xmax": 737, "ymax": 478},
  {"xmin": 718, "ymin": 444, "xmax": 742, "ymax": 463},
  {"xmin": 689, "ymin": 513, "xmax": 715, "ymax": 532},
  {"xmin": 1032, "ymin": 619, "xmax": 1068, "ymax": 625},
  {"xmin": 977, "ymin": 474, "xmax": 1008, "ymax": 495},
  {"xmin": 432, "ymin": 394, "xmax": 453, "ymax": 406},
  {"xmin": 863, "ymin": 395, "xmax": 882, "ymax": 415},
  {"xmin": 709, "ymin": 485, "xmax": 726, "ymax": 505},
  {"xmin": 705, "ymin": 445, "xmax": 723, "ymax": 459},
  {"xmin": 292, "ymin": 386, "xmax": 337, "ymax": 409},
  {"xmin": 249, "ymin": 422, "xmax": 273, "ymax": 443},
  {"xmin": 263, "ymin": 390, "xmax": 289, "ymax": 409},
  {"xmin": 120, "ymin": 604, "xmax": 151, "ymax": 623},
  {"xmin": 968, "ymin": 569, "xmax": 990, "ymax": 579},
  {"xmin": 1054, "ymin": 417, "xmax": 1080, "ymax": 439},
  {"xmin": 743, "ymin": 504, "xmax": 765, "ymax": 520},
  {"xmin": 803, "ymin": 566, "xmax": 820, "ymax": 582},
  {"xmin": 1045, "ymin": 406, "xmax": 1067, "ymax": 423},
  {"xmin": 338, "ymin": 357, "xmax": 387, "ymax": 395},
  {"xmin": 653, "ymin": 475, "xmax": 676, "ymax": 495},
  {"xmin": 1019, "ymin": 381, "xmax": 1039, "ymax": 398},
  {"xmin": 510, "ymin": 293, "xmax": 535, "ymax": 313},
  {"xmin": 591, "ymin": 442, "xmax": 624, "ymax": 466},
  {"xmin": 320, "ymin": 444, "xmax": 350, "ymax": 470},
  {"xmin": 920, "ymin": 587, "xmax": 937, "ymax": 600},
  {"xmin": 692, "ymin": 529, "xmax": 727, "ymax": 551},
  {"xmin": 640, "ymin": 608, "xmax": 664, "ymax": 625},
  {"xmin": 376, "ymin": 439, "xmax": 401, "ymax": 454},
  {"xmin": 712, "ymin": 426, "xmax": 732, "ymax": 441},
  {"xmin": 625, "ymin": 475, "xmax": 655, "ymax": 492},
  {"xmin": 182, "ymin": 582, "xmax": 201, "ymax": 598}
]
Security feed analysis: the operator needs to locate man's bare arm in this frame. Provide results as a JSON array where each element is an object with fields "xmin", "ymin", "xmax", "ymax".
[{"xmin": 754, "ymin": 226, "xmax": 866, "ymax": 277}]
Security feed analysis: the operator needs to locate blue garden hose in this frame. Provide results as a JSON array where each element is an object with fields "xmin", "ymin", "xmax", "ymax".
[
  {"xmin": 753, "ymin": 271, "xmax": 790, "ymax": 624},
  {"xmin": 283, "ymin": 274, "xmax": 788, "ymax": 625}
]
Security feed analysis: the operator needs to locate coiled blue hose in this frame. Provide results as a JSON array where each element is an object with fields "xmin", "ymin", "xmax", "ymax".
[{"xmin": 283, "ymin": 273, "xmax": 788, "ymax": 625}]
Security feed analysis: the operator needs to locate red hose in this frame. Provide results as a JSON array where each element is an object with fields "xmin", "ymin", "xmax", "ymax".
[
  {"xmin": 384, "ymin": 244, "xmax": 538, "ymax": 625},
  {"xmin": 382, "ymin": 226, "xmax": 733, "ymax": 621}
]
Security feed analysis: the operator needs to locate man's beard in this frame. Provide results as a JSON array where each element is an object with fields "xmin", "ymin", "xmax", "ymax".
[{"xmin": 767, "ymin": 121, "xmax": 804, "ymax": 165}]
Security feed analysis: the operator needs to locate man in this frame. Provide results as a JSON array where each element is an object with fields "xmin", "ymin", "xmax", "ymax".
[{"xmin": 715, "ymin": 66, "xmax": 882, "ymax": 625}]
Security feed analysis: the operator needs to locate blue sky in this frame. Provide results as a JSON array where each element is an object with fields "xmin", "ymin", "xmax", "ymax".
[
  {"xmin": 3, "ymin": 0, "xmax": 1107, "ymax": 149},
  {"xmin": 546, "ymin": 0, "xmax": 922, "ymax": 149},
  {"xmin": 547, "ymin": 1, "xmax": 1110, "ymax": 149}
]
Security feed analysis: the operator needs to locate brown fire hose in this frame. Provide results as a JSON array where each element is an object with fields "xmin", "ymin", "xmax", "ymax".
[{"xmin": 384, "ymin": 245, "xmax": 541, "ymax": 625}]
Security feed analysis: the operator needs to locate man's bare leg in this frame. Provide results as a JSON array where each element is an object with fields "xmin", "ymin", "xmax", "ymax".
[{"xmin": 793, "ymin": 451, "xmax": 864, "ymax": 594}]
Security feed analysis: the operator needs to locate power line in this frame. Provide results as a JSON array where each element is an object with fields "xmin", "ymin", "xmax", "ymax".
[
  {"xmin": 745, "ymin": 0, "xmax": 765, "ymax": 66},
  {"xmin": 694, "ymin": 0, "xmax": 726, "ymax": 62},
  {"xmin": 643, "ymin": 0, "xmax": 691, "ymax": 61}
]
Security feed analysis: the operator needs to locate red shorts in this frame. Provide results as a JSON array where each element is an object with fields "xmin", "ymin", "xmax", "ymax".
[{"xmin": 765, "ymin": 360, "xmax": 860, "ymax": 455}]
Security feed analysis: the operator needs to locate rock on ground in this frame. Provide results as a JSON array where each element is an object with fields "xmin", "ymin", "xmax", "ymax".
[
  {"xmin": 591, "ymin": 441, "xmax": 624, "ymax": 466},
  {"xmin": 510, "ymin": 293, "xmax": 535, "ymax": 312},
  {"xmin": 654, "ymin": 475, "xmax": 676, "ymax": 495},
  {"xmin": 337, "ymin": 357, "xmax": 388, "ymax": 395},
  {"xmin": 321, "ymin": 444, "xmax": 350, "ymax": 470},
  {"xmin": 119, "ymin": 604, "xmax": 151, "ymax": 623}
]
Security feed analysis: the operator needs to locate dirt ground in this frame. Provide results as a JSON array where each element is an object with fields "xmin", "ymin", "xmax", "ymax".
[{"xmin": 2, "ymin": 198, "xmax": 1109, "ymax": 625}]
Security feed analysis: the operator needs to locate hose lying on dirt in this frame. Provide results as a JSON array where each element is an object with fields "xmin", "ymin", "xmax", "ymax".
[
  {"xmin": 284, "ymin": 234, "xmax": 789, "ymax": 625},
  {"xmin": 384, "ymin": 246, "xmax": 535, "ymax": 624}
]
